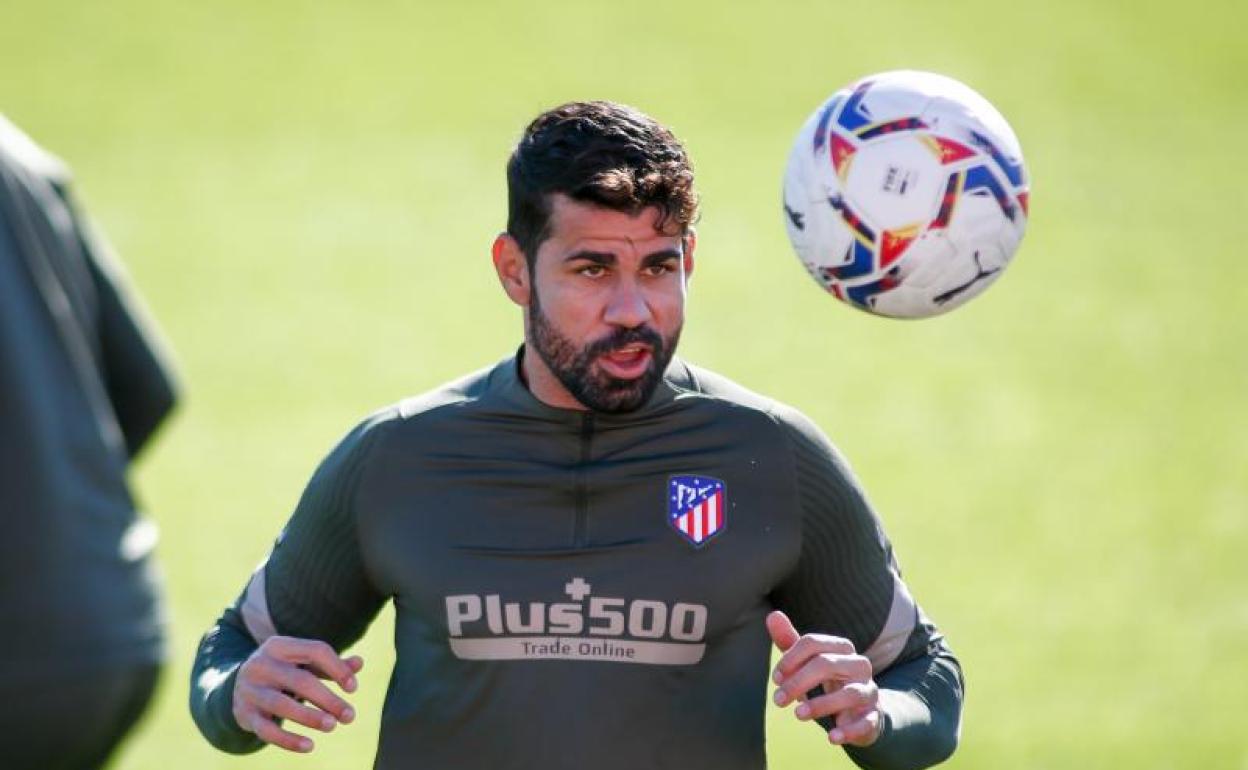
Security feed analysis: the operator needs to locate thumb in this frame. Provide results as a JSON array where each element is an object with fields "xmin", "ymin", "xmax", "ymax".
[{"xmin": 765, "ymin": 610, "xmax": 800, "ymax": 652}]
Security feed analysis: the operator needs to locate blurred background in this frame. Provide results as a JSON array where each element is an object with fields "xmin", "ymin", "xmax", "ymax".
[{"xmin": 3, "ymin": 0, "xmax": 1245, "ymax": 767}]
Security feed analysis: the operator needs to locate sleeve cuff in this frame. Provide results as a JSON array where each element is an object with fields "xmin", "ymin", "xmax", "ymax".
[{"xmin": 201, "ymin": 665, "xmax": 266, "ymax": 755}]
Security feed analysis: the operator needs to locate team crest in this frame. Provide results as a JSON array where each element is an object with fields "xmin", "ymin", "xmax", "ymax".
[{"xmin": 668, "ymin": 475, "xmax": 727, "ymax": 547}]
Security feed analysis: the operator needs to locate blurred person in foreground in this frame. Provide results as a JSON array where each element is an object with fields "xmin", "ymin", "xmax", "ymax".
[
  {"xmin": 191, "ymin": 101, "xmax": 962, "ymax": 769},
  {"xmin": 0, "ymin": 115, "xmax": 178, "ymax": 769}
]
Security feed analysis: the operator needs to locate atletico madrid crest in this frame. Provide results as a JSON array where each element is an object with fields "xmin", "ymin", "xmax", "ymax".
[{"xmin": 668, "ymin": 475, "xmax": 727, "ymax": 547}]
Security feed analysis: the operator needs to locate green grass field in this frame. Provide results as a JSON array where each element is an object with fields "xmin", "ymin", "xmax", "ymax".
[{"xmin": 3, "ymin": 1, "xmax": 1245, "ymax": 767}]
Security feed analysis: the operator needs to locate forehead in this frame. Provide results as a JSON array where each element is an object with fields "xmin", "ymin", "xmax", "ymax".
[{"xmin": 542, "ymin": 194, "xmax": 681, "ymax": 255}]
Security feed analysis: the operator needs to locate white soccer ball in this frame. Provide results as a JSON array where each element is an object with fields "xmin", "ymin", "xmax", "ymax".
[{"xmin": 782, "ymin": 70, "xmax": 1030, "ymax": 318}]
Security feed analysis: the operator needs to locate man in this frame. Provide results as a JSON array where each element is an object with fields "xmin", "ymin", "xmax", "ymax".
[
  {"xmin": 191, "ymin": 101, "xmax": 963, "ymax": 769},
  {"xmin": 1, "ymin": 115, "xmax": 178, "ymax": 768}
]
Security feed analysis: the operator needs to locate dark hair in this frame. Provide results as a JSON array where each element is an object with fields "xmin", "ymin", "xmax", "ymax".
[{"xmin": 506, "ymin": 101, "xmax": 699, "ymax": 259}]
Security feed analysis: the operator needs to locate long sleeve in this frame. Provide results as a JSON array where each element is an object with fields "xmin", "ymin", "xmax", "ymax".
[
  {"xmin": 63, "ymin": 188, "xmax": 179, "ymax": 458},
  {"xmin": 845, "ymin": 642, "xmax": 963, "ymax": 770},
  {"xmin": 190, "ymin": 414, "xmax": 393, "ymax": 752},
  {"xmin": 0, "ymin": 114, "xmax": 170, "ymax": 674},
  {"xmin": 770, "ymin": 404, "xmax": 963, "ymax": 770},
  {"xmin": 189, "ymin": 609, "xmax": 266, "ymax": 754}
]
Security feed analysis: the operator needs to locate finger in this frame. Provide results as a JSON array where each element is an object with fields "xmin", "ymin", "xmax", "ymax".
[
  {"xmin": 266, "ymin": 637, "xmax": 360, "ymax": 691},
  {"xmin": 772, "ymin": 634, "xmax": 857, "ymax": 683},
  {"xmin": 258, "ymin": 663, "xmax": 357, "ymax": 724},
  {"xmin": 792, "ymin": 682, "xmax": 877, "ymax": 722},
  {"xmin": 243, "ymin": 708, "xmax": 315, "ymax": 753},
  {"xmin": 242, "ymin": 658, "xmax": 356, "ymax": 728},
  {"xmin": 836, "ymin": 703, "xmax": 871, "ymax": 730},
  {"xmin": 773, "ymin": 653, "xmax": 872, "ymax": 706},
  {"xmin": 765, "ymin": 611, "xmax": 800, "ymax": 653},
  {"xmin": 306, "ymin": 655, "xmax": 366, "ymax": 692},
  {"xmin": 255, "ymin": 688, "xmax": 340, "ymax": 733},
  {"xmin": 829, "ymin": 708, "xmax": 882, "ymax": 747}
]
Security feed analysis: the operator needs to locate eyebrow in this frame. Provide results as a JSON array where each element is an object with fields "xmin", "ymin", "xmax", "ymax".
[
  {"xmin": 640, "ymin": 248, "xmax": 683, "ymax": 267},
  {"xmin": 564, "ymin": 248, "xmax": 683, "ymax": 266}
]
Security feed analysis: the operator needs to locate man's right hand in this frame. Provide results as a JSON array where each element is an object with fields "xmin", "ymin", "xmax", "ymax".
[{"xmin": 232, "ymin": 635, "xmax": 364, "ymax": 753}]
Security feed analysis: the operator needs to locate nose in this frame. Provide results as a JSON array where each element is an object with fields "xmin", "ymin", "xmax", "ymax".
[{"xmin": 602, "ymin": 277, "xmax": 653, "ymax": 329}]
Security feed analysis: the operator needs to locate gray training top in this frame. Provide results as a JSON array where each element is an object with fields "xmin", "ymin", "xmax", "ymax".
[
  {"xmin": 0, "ymin": 116, "xmax": 176, "ymax": 680},
  {"xmin": 192, "ymin": 353, "xmax": 962, "ymax": 769}
]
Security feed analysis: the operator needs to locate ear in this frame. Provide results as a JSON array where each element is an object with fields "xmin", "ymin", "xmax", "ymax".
[
  {"xmin": 682, "ymin": 229, "xmax": 697, "ymax": 282},
  {"xmin": 492, "ymin": 233, "xmax": 531, "ymax": 307}
]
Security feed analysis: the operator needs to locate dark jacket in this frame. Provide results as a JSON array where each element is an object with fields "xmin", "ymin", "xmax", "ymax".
[{"xmin": 0, "ymin": 115, "xmax": 178, "ymax": 676}]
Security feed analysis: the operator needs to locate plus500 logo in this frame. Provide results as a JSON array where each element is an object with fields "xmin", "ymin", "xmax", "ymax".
[{"xmin": 445, "ymin": 583, "xmax": 707, "ymax": 643}]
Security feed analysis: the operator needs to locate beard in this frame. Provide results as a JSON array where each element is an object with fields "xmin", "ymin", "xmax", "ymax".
[{"xmin": 527, "ymin": 293, "xmax": 680, "ymax": 414}]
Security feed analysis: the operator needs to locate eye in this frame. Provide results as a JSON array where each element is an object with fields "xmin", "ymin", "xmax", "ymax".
[
  {"xmin": 578, "ymin": 264, "xmax": 607, "ymax": 278},
  {"xmin": 644, "ymin": 262, "xmax": 677, "ymax": 277}
]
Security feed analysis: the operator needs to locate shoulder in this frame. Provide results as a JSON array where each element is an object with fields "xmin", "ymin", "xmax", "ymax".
[
  {"xmin": 335, "ymin": 359, "xmax": 505, "ymax": 455},
  {"xmin": 0, "ymin": 115, "xmax": 69, "ymax": 185},
  {"xmin": 298, "ymin": 364, "xmax": 499, "ymax": 501},
  {"xmin": 392, "ymin": 362, "xmax": 499, "ymax": 421},
  {"xmin": 674, "ymin": 360, "xmax": 857, "ymax": 480},
  {"xmin": 672, "ymin": 361, "xmax": 826, "ymax": 442},
  {"xmin": 672, "ymin": 362, "xmax": 776, "ymax": 412}
]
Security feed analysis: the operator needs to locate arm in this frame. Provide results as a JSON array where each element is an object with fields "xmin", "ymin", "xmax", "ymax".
[
  {"xmin": 192, "ymin": 609, "xmax": 364, "ymax": 755},
  {"xmin": 845, "ymin": 639, "xmax": 963, "ymax": 770},
  {"xmin": 768, "ymin": 405, "xmax": 963, "ymax": 770},
  {"xmin": 0, "ymin": 122, "xmax": 176, "ymax": 458},
  {"xmin": 56, "ymin": 183, "xmax": 179, "ymax": 458},
  {"xmin": 190, "ymin": 609, "xmax": 269, "ymax": 754},
  {"xmin": 769, "ymin": 612, "xmax": 962, "ymax": 769},
  {"xmin": 190, "ymin": 415, "xmax": 392, "ymax": 753}
]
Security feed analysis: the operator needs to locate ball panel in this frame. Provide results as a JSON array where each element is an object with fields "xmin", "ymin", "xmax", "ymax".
[{"xmin": 843, "ymin": 135, "xmax": 947, "ymax": 231}]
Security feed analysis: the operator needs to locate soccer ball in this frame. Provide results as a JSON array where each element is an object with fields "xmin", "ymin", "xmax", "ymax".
[{"xmin": 782, "ymin": 70, "xmax": 1029, "ymax": 318}]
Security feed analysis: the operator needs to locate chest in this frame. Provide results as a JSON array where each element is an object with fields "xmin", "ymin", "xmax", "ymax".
[{"xmin": 356, "ymin": 410, "xmax": 802, "ymax": 655}]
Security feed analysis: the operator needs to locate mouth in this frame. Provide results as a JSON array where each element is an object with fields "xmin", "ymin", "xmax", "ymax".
[{"xmin": 597, "ymin": 343, "xmax": 653, "ymax": 380}]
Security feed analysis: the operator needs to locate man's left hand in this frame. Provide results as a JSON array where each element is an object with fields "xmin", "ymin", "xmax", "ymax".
[{"xmin": 766, "ymin": 610, "xmax": 883, "ymax": 747}]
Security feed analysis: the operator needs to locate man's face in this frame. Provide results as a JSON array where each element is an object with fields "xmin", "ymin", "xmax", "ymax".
[{"xmin": 521, "ymin": 195, "xmax": 694, "ymax": 413}]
